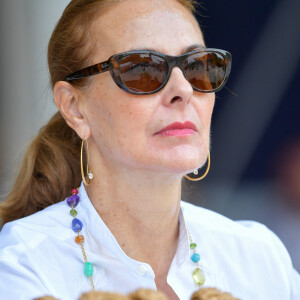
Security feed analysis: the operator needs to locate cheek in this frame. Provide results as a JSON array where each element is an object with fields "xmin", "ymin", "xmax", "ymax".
[
  {"xmin": 196, "ymin": 95, "xmax": 215, "ymax": 147},
  {"xmin": 87, "ymin": 87, "xmax": 153, "ymax": 152},
  {"xmin": 206, "ymin": 99, "xmax": 215, "ymax": 130},
  {"xmin": 198, "ymin": 94, "xmax": 215, "ymax": 127}
]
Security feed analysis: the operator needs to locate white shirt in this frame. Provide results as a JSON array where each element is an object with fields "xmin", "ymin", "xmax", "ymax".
[{"xmin": 0, "ymin": 182, "xmax": 299, "ymax": 300}]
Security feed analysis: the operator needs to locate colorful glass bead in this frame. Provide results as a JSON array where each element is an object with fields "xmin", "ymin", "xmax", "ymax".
[
  {"xmin": 75, "ymin": 235, "xmax": 84, "ymax": 244},
  {"xmin": 191, "ymin": 253, "xmax": 201, "ymax": 262},
  {"xmin": 190, "ymin": 243, "xmax": 197, "ymax": 249},
  {"xmin": 84, "ymin": 262, "xmax": 94, "ymax": 277},
  {"xmin": 72, "ymin": 218, "xmax": 83, "ymax": 233},
  {"xmin": 70, "ymin": 209, "xmax": 78, "ymax": 217},
  {"xmin": 72, "ymin": 188, "xmax": 78, "ymax": 195},
  {"xmin": 67, "ymin": 194, "xmax": 80, "ymax": 208},
  {"xmin": 193, "ymin": 267, "xmax": 205, "ymax": 287}
]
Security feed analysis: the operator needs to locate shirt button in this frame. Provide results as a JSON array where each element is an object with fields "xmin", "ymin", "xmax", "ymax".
[{"xmin": 137, "ymin": 264, "xmax": 148, "ymax": 276}]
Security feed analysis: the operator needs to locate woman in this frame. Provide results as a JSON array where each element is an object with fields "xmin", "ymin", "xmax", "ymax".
[{"xmin": 0, "ymin": 0, "xmax": 299, "ymax": 299}]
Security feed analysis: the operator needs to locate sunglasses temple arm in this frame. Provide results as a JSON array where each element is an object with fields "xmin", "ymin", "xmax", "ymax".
[{"xmin": 65, "ymin": 60, "xmax": 112, "ymax": 81}]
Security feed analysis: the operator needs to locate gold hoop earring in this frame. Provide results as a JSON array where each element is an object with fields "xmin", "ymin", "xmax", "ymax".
[
  {"xmin": 81, "ymin": 139, "xmax": 93, "ymax": 186},
  {"xmin": 184, "ymin": 152, "xmax": 211, "ymax": 181}
]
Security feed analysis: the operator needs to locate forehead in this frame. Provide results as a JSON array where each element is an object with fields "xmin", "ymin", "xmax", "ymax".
[{"xmin": 91, "ymin": 0, "xmax": 204, "ymax": 61}]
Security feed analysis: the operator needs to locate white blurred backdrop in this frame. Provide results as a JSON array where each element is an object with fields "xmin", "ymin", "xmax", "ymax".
[{"xmin": 0, "ymin": 0, "xmax": 69, "ymax": 194}]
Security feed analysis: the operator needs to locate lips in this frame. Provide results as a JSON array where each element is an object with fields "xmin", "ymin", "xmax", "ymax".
[{"xmin": 155, "ymin": 121, "xmax": 197, "ymax": 137}]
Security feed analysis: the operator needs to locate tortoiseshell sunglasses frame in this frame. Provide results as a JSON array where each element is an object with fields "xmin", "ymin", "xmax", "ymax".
[{"xmin": 65, "ymin": 48, "xmax": 232, "ymax": 95}]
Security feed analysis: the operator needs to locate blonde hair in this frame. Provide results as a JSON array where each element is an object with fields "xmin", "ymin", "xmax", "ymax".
[{"xmin": 0, "ymin": 0, "xmax": 199, "ymax": 225}]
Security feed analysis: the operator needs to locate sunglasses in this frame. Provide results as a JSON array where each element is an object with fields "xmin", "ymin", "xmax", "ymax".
[{"xmin": 65, "ymin": 48, "xmax": 232, "ymax": 95}]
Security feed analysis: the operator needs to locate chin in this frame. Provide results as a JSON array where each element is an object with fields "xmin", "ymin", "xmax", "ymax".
[
  {"xmin": 124, "ymin": 143, "xmax": 208, "ymax": 174},
  {"xmin": 149, "ymin": 150, "xmax": 205, "ymax": 175},
  {"xmin": 164, "ymin": 144, "xmax": 205, "ymax": 164}
]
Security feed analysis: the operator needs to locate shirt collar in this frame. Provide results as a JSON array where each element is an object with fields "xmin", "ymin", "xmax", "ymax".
[{"xmin": 175, "ymin": 205, "xmax": 190, "ymax": 266}]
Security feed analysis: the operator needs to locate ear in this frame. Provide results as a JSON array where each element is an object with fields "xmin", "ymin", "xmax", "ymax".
[{"xmin": 53, "ymin": 81, "xmax": 91, "ymax": 140}]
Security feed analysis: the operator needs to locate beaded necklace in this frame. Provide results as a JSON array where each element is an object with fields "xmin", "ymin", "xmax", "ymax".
[{"xmin": 66, "ymin": 188, "xmax": 206, "ymax": 292}]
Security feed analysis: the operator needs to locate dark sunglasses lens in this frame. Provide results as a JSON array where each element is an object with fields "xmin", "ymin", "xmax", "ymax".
[
  {"xmin": 184, "ymin": 52, "xmax": 226, "ymax": 91},
  {"xmin": 118, "ymin": 53, "xmax": 167, "ymax": 93}
]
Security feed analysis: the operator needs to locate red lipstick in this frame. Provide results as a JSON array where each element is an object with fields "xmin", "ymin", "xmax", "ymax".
[{"xmin": 156, "ymin": 121, "xmax": 197, "ymax": 137}]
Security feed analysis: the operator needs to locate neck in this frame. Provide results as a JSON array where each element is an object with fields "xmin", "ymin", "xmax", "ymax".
[{"xmin": 85, "ymin": 160, "xmax": 183, "ymax": 277}]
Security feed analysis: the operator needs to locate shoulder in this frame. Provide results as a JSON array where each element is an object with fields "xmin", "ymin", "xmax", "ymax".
[
  {"xmin": 182, "ymin": 201, "xmax": 279, "ymax": 238},
  {"xmin": 181, "ymin": 201, "xmax": 300, "ymax": 297},
  {"xmin": 0, "ymin": 199, "xmax": 85, "ymax": 299},
  {"xmin": 181, "ymin": 200, "xmax": 293, "ymax": 263},
  {"xmin": 0, "ymin": 199, "xmax": 71, "ymax": 263}
]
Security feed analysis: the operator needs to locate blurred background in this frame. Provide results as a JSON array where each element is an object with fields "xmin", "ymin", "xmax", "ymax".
[{"xmin": 0, "ymin": 0, "xmax": 299, "ymax": 271}]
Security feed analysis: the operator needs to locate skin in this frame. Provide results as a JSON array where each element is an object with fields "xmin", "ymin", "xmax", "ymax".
[{"xmin": 54, "ymin": 0, "xmax": 215, "ymax": 298}]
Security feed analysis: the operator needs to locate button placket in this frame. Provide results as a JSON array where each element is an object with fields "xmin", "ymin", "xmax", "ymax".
[{"xmin": 137, "ymin": 264, "xmax": 148, "ymax": 276}]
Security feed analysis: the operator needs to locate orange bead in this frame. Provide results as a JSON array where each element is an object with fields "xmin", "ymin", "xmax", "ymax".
[{"xmin": 75, "ymin": 235, "xmax": 84, "ymax": 244}]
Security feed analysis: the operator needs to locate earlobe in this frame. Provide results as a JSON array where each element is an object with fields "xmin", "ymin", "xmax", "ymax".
[{"xmin": 53, "ymin": 81, "xmax": 91, "ymax": 139}]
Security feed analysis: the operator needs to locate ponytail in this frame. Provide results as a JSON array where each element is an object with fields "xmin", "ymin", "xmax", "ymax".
[{"xmin": 0, "ymin": 112, "xmax": 81, "ymax": 225}]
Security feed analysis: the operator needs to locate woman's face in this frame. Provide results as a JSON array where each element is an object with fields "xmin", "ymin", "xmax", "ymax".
[{"xmin": 79, "ymin": 0, "xmax": 215, "ymax": 176}]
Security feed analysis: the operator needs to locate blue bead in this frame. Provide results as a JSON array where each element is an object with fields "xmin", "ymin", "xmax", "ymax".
[
  {"xmin": 72, "ymin": 218, "xmax": 83, "ymax": 233},
  {"xmin": 191, "ymin": 253, "xmax": 201, "ymax": 263}
]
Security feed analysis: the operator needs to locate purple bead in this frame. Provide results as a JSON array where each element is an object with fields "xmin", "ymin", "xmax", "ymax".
[
  {"xmin": 72, "ymin": 218, "xmax": 83, "ymax": 233},
  {"xmin": 67, "ymin": 194, "xmax": 79, "ymax": 208}
]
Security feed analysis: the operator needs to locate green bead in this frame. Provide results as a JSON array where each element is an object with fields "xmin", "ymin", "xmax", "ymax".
[
  {"xmin": 190, "ymin": 243, "xmax": 197, "ymax": 249},
  {"xmin": 84, "ymin": 262, "xmax": 94, "ymax": 277},
  {"xmin": 193, "ymin": 267, "xmax": 205, "ymax": 287},
  {"xmin": 70, "ymin": 209, "xmax": 77, "ymax": 217}
]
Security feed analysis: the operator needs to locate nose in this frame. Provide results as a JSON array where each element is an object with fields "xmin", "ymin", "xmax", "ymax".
[{"xmin": 163, "ymin": 66, "xmax": 194, "ymax": 106}]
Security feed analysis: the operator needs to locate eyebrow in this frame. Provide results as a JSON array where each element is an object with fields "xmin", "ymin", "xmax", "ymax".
[
  {"xmin": 129, "ymin": 43, "xmax": 206, "ymax": 55},
  {"xmin": 184, "ymin": 44, "xmax": 206, "ymax": 53}
]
